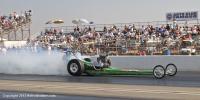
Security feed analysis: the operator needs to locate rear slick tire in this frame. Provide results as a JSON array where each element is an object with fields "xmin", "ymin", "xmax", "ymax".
[{"xmin": 67, "ymin": 59, "xmax": 84, "ymax": 76}]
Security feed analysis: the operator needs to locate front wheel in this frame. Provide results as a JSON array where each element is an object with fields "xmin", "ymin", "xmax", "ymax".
[
  {"xmin": 165, "ymin": 63, "xmax": 177, "ymax": 76},
  {"xmin": 67, "ymin": 59, "xmax": 84, "ymax": 76},
  {"xmin": 153, "ymin": 65, "xmax": 165, "ymax": 79}
]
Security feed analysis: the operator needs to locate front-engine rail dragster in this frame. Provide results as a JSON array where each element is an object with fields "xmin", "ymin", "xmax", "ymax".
[{"xmin": 64, "ymin": 50, "xmax": 177, "ymax": 79}]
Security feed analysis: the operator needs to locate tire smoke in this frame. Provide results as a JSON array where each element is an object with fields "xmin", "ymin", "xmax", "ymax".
[{"xmin": 0, "ymin": 51, "xmax": 67, "ymax": 75}]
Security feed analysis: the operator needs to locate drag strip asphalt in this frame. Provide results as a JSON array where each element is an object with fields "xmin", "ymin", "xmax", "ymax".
[
  {"xmin": 0, "ymin": 71, "xmax": 200, "ymax": 99},
  {"xmin": 0, "ymin": 71, "xmax": 200, "ymax": 87},
  {"xmin": 0, "ymin": 79, "xmax": 200, "ymax": 100}
]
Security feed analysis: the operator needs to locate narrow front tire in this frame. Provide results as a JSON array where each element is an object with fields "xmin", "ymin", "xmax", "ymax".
[
  {"xmin": 153, "ymin": 65, "xmax": 165, "ymax": 79},
  {"xmin": 165, "ymin": 63, "xmax": 177, "ymax": 76}
]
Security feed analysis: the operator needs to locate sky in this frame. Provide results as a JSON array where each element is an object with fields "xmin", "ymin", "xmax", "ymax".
[{"xmin": 0, "ymin": 0, "xmax": 200, "ymax": 35}]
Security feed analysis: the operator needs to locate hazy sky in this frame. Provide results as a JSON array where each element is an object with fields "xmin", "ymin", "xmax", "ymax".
[{"xmin": 0, "ymin": 0, "xmax": 200, "ymax": 34}]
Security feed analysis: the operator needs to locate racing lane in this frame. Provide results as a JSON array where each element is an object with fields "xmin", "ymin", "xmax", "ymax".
[
  {"xmin": 0, "ymin": 71, "xmax": 200, "ymax": 87},
  {"xmin": 0, "ymin": 71, "xmax": 200, "ymax": 100}
]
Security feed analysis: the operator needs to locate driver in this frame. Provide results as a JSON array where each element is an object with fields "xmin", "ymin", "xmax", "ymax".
[
  {"xmin": 93, "ymin": 58, "xmax": 104, "ymax": 68},
  {"xmin": 96, "ymin": 54, "xmax": 111, "ymax": 68}
]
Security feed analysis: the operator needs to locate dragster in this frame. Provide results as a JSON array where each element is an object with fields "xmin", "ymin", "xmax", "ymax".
[{"xmin": 63, "ymin": 49, "xmax": 177, "ymax": 79}]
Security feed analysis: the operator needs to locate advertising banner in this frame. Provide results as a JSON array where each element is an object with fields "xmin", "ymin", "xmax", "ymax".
[{"xmin": 166, "ymin": 11, "xmax": 198, "ymax": 21}]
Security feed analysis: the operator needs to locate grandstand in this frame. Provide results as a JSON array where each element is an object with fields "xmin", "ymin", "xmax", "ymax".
[
  {"xmin": 2, "ymin": 11, "xmax": 199, "ymax": 56},
  {"xmin": 41, "ymin": 19, "xmax": 200, "ymax": 55},
  {"xmin": 0, "ymin": 10, "xmax": 32, "ymax": 41}
]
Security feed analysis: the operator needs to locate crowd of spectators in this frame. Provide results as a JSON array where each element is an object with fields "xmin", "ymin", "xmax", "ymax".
[
  {"xmin": 1, "ymin": 10, "xmax": 200, "ymax": 55},
  {"xmin": 0, "ymin": 10, "xmax": 31, "ymax": 32},
  {"xmin": 36, "ymin": 21, "xmax": 200, "ymax": 55},
  {"xmin": 0, "ymin": 10, "xmax": 32, "ymax": 55},
  {"xmin": 1, "ymin": 10, "xmax": 199, "ymax": 56}
]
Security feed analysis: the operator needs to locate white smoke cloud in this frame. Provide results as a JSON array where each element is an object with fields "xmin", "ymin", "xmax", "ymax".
[{"xmin": 0, "ymin": 50, "xmax": 68, "ymax": 75}]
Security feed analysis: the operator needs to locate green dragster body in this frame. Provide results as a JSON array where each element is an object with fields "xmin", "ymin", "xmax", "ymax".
[{"xmin": 83, "ymin": 60, "xmax": 153, "ymax": 76}]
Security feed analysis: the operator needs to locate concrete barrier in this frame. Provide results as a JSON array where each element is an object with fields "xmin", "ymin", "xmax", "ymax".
[{"xmin": 93, "ymin": 55, "xmax": 200, "ymax": 71}]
